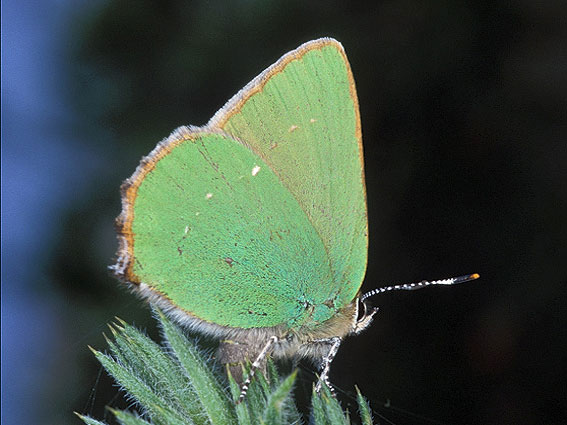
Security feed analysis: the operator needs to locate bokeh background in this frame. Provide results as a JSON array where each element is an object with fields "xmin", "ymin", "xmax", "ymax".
[{"xmin": 3, "ymin": 1, "xmax": 566, "ymax": 424}]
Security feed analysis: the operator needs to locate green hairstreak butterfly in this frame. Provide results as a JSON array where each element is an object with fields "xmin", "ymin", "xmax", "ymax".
[{"xmin": 112, "ymin": 37, "xmax": 478, "ymax": 398}]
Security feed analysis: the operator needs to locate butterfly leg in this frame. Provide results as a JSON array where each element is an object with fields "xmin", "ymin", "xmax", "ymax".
[
  {"xmin": 311, "ymin": 336, "xmax": 342, "ymax": 394},
  {"xmin": 238, "ymin": 335, "xmax": 279, "ymax": 403}
]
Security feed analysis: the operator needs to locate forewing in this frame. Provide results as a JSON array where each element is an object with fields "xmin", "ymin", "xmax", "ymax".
[{"xmin": 210, "ymin": 38, "xmax": 367, "ymax": 307}]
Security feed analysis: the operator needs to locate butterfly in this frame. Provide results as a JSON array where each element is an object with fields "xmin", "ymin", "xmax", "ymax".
[{"xmin": 112, "ymin": 37, "xmax": 478, "ymax": 400}]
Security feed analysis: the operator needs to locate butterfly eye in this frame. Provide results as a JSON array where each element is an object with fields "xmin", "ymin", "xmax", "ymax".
[
  {"xmin": 356, "ymin": 298, "xmax": 368, "ymax": 323},
  {"xmin": 353, "ymin": 298, "xmax": 378, "ymax": 334}
]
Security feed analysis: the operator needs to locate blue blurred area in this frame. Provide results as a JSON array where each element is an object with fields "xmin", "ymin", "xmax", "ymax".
[{"xmin": 2, "ymin": 1, "xmax": 104, "ymax": 423}]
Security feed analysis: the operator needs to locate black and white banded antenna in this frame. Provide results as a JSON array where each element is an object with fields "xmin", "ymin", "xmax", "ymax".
[{"xmin": 361, "ymin": 273, "xmax": 480, "ymax": 302}]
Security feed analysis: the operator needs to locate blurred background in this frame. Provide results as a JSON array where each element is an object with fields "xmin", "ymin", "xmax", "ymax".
[{"xmin": 2, "ymin": 1, "xmax": 566, "ymax": 424}]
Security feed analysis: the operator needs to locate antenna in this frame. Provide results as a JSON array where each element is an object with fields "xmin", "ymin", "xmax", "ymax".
[{"xmin": 361, "ymin": 273, "xmax": 479, "ymax": 302}]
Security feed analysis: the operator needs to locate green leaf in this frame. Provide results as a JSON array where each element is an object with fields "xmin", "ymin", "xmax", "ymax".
[
  {"xmin": 108, "ymin": 322, "xmax": 196, "ymax": 411},
  {"xmin": 110, "ymin": 409, "xmax": 152, "ymax": 425},
  {"xmin": 312, "ymin": 384, "xmax": 349, "ymax": 425},
  {"xmin": 157, "ymin": 309, "xmax": 236, "ymax": 425},
  {"xmin": 91, "ymin": 348, "xmax": 190, "ymax": 424},
  {"xmin": 355, "ymin": 386, "xmax": 373, "ymax": 425},
  {"xmin": 75, "ymin": 412, "xmax": 107, "ymax": 425},
  {"xmin": 311, "ymin": 390, "xmax": 328, "ymax": 425},
  {"xmin": 262, "ymin": 370, "xmax": 298, "ymax": 424}
]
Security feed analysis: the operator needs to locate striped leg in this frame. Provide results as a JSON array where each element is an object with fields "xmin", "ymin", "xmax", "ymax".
[
  {"xmin": 314, "ymin": 337, "xmax": 342, "ymax": 394},
  {"xmin": 237, "ymin": 335, "xmax": 278, "ymax": 403}
]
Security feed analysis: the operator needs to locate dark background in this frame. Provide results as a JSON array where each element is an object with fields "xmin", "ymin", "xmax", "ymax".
[{"xmin": 3, "ymin": 1, "xmax": 566, "ymax": 424}]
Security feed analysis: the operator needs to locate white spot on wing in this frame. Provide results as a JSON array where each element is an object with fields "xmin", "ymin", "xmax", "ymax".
[{"xmin": 252, "ymin": 165, "xmax": 261, "ymax": 176}]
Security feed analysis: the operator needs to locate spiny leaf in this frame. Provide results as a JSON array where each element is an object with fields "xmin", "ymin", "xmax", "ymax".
[
  {"xmin": 111, "ymin": 319, "xmax": 201, "ymax": 417},
  {"xmin": 109, "ymin": 408, "xmax": 152, "ymax": 425},
  {"xmin": 157, "ymin": 309, "xmax": 235, "ymax": 425},
  {"xmin": 355, "ymin": 386, "xmax": 373, "ymax": 425},
  {"xmin": 75, "ymin": 412, "xmax": 107, "ymax": 425},
  {"xmin": 262, "ymin": 370, "xmax": 298, "ymax": 424},
  {"xmin": 91, "ymin": 349, "xmax": 191, "ymax": 423},
  {"xmin": 310, "ymin": 389, "xmax": 327, "ymax": 425},
  {"xmin": 312, "ymin": 384, "xmax": 349, "ymax": 425}
]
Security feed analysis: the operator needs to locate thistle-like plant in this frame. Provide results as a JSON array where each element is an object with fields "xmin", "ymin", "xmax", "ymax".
[{"xmin": 76, "ymin": 309, "xmax": 373, "ymax": 425}]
